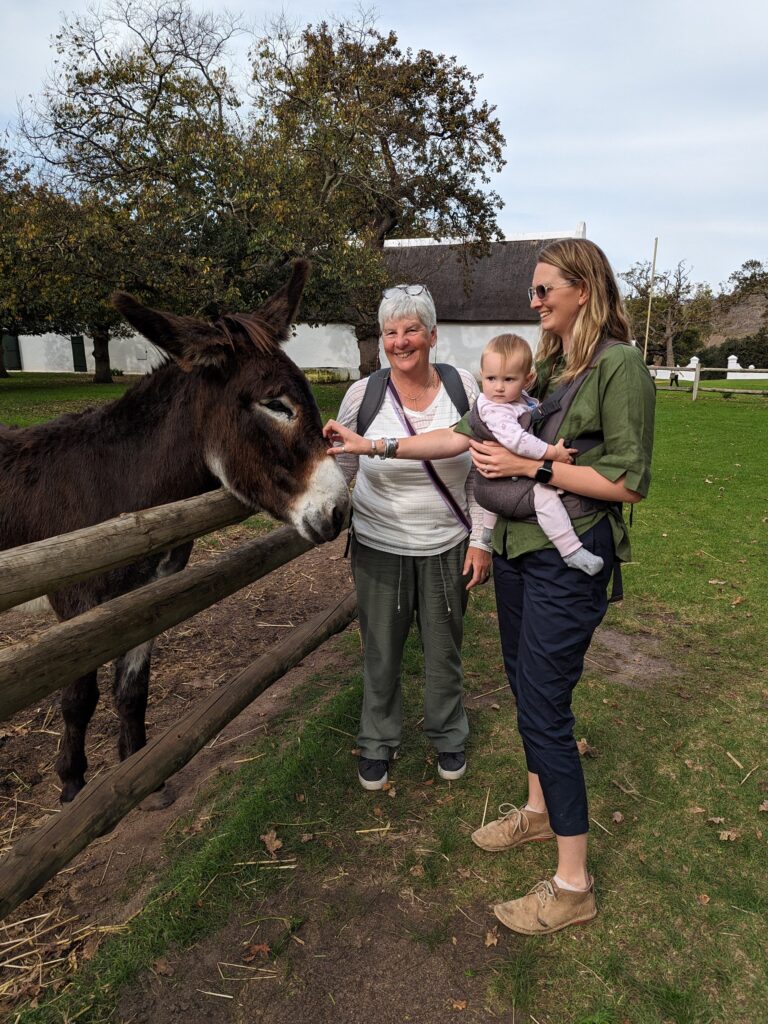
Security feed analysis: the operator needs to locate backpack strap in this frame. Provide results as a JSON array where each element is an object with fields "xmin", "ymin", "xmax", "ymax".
[{"xmin": 355, "ymin": 363, "xmax": 469, "ymax": 435}]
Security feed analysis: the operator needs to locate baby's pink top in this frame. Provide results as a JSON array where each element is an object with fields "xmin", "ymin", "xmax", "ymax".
[{"xmin": 476, "ymin": 392, "xmax": 549, "ymax": 461}]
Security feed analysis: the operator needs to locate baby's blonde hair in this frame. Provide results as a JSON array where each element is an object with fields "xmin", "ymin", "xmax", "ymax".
[{"xmin": 481, "ymin": 333, "xmax": 534, "ymax": 377}]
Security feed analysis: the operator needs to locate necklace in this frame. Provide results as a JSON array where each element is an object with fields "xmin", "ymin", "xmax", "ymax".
[{"xmin": 396, "ymin": 367, "xmax": 437, "ymax": 404}]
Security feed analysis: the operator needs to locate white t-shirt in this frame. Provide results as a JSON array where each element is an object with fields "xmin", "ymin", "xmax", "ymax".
[{"xmin": 335, "ymin": 369, "xmax": 488, "ymax": 557}]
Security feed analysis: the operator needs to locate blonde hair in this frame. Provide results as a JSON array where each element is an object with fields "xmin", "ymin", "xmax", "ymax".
[
  {"xmin": 481, "ymin": 333, "xmax": 534, "ymax": 377},
  {"xmin": 535, "ymin": 239, "xmax": 631, "ymax": 383}
]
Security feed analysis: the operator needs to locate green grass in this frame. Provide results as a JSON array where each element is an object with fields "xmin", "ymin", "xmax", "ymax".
[{"xmin": 6, "ymin": 381, "xmax": 768, "ymax": 1023}]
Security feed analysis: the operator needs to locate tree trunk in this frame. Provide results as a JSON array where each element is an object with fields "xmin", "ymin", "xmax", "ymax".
[
  {"xmin": 355, "ymin": 323, "xmax": 380, "ymax": 378},
  {"xmin": 664, "ymin": 308, "xmax": 676, "ymax": 368},
  {"xmin": 90, "ymin": 324, "xmax": 113, "ymax": 384},
  {"xmin": 0, "ymin": 346, "xmax": 8, "ymax": 378}
]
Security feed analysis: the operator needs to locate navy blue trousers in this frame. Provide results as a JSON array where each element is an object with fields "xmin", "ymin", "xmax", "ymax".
[{"xmin": 492, "ymin": 517, "xmax": 615, "ymax": 836}]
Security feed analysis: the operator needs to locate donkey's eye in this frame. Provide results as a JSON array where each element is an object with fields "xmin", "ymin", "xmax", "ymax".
[{"xmin": 256, "ymin": 398, "xmax": 295, "ymax": 421}]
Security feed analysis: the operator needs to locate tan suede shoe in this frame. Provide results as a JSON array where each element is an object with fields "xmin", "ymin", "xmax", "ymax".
[
  {"xmin": 471, "ymin": 803, "xmax": 554, "ymax": 852},
  {"xmin": 494, "ymin": 877, "xmax": 597, "ymax": 935}
]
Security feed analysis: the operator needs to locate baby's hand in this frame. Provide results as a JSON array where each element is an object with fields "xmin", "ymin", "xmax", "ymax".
[{"xmin": 550, "ymin": 438, "xmax": 579, "ymax": 463}]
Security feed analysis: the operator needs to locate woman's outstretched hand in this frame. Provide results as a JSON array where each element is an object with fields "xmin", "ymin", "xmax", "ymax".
[
  {"xmin": 324, "ymin": 419, "xmax": 368, "ymax": 457},
  {"xmin": 469, "ymin": 438, "xmax": 537, "ymax": 479}
]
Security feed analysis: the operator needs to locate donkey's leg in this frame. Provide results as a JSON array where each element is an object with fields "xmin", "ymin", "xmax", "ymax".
[
  {"xmin": 57, "ymin": 671, "xmax": 99, "ymax": 803},
  {"xmin": 113, "ymin": 640, "xmax": 154, "ymax": 762}
]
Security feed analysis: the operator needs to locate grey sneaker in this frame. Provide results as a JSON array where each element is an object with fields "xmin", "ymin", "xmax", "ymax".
[
  {"xmin": 437, "ymin": 751, "xmax": 466, "ymax": 780},
  {"xmin": 358, "ymin": 757, "xmax": 388, "ymax": 791}
]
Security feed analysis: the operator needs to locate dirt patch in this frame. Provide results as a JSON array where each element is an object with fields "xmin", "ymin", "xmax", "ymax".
[
  {"xmin": 587, "ymin": 626, "xmax": 682, "ymax": 689},
  {"xmin": 0, "ymin": 527, "xmax": 356, "ymax": 1013}
]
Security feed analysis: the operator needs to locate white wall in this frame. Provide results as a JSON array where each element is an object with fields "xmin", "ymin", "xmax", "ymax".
[{"xmin": 19, "ymin": 321, "xmax": 542, "ymax": 377}]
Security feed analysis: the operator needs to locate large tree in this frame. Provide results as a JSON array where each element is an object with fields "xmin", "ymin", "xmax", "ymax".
[
  {"xmin": 251, "ymin": 16, "xmax": 506, "ymax": 371},
  {"xmin": 622, "ymin": 260, "xmax": 713, "ymax": 367},
  {"xmin": 17, "ymin": 1, "xmax": 506, "ymax": 376}
]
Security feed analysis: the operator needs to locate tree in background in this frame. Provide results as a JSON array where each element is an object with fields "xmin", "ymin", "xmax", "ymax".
[
  {"xmin": 16, "ymin": 1, "xmax": 505, "ymax": 377},
  {"xmin": 252, "ymin": 16, "xmax": 505, "ymax": 372},
  {"xmin": 621, "ymin": 260, "xmax": 713, "ymax": 368},
  {"xmin": 722, "ymin": 259, "xmax": 768, "ymax": 325}
]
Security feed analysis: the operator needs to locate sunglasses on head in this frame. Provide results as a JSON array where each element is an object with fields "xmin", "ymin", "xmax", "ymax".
[
  {"xmin": 527, "ymin": 282, "xmax": 578, "ymax": 303},
  {"xmin": 383, "ymin": 284, "xmax": 432, "ymax": 299}
]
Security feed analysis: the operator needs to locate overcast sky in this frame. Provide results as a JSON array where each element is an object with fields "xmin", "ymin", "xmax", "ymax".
[{"xmin": 2, "ymin": 0, "xmax": 766, "ymax": 289}]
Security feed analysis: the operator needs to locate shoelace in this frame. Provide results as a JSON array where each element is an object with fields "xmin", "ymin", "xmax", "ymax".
[
  {"xmin": 530, "ymin": 879, "xmax": 557, "ymax": 906},
  {"xmin": 495, "ymin": 803, "xmax": 530, "ymax": 835}
]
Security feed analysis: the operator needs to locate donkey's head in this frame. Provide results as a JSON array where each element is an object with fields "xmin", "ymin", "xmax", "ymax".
[{"xmin": 112, "ymin": 262, "xmax": 349, "ymax": 543}]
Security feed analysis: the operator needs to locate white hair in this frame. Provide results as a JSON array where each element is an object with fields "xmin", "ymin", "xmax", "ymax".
[{"xmin": 378, "ymin": 286, "xmax": 437, "ymax": 334}]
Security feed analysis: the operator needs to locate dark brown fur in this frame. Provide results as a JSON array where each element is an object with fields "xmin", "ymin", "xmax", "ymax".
[{"xmin": 0, "ymin": 262, "xmax": 348, "ymax": 802}]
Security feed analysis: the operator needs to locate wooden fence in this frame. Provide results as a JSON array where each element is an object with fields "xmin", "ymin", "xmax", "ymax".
[
  {"xmin": 0, "ymin": 490, "xmax": 356, "ymax": 919},
  {"xmin": 653, "ymin": 364, "xmax": 768, "ymax": 400}
]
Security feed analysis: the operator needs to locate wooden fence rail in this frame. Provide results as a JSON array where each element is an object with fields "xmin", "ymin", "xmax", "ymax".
[
  {"xmin": 0, "ymin": 590, "xmax": 358, "ymax": 920},
  {"xmin": 0, "ymin": 489, "xmax": 250, "ymax": 614},
  {"xmin": 0, "ymin": 523, "xmax": 315, "ymax": 721}
]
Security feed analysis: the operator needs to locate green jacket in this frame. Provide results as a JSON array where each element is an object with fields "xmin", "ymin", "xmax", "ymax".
[{"xmin": 455, "ymin": 343, "xmax": 656, "ymax": 561}]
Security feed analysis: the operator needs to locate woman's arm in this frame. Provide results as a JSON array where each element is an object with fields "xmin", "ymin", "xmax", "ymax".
[
  {"xmin": 468, "ymin": 439, "xmax": 644, "ymax": 503},
  {"xmin": 324, "ymin": 420, "xmax": 470, "ymax": 460}
]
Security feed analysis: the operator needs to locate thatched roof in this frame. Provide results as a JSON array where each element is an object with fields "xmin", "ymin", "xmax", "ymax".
[{"xmin": 383, "ymin": 240, "xmax": 549, "ymax": 322}]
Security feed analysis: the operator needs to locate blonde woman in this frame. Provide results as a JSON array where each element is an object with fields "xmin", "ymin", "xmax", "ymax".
[{"xmin": 466, "ymin": 239, "xmax": 655, "ymax": 934}]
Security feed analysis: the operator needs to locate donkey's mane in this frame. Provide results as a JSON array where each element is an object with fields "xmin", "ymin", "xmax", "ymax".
[{"xmin": 214, "ymin": 313, "xmax": 279, "ymax": 355}]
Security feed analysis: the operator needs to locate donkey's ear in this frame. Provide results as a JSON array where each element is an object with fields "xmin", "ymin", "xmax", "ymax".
[
  {"xmin": 256, "ymin": 260, "xmax": 310, "ymax": 342},
  {"xmin": 111, "ymin": 292, "xmax": 234, "ymax": 371}
]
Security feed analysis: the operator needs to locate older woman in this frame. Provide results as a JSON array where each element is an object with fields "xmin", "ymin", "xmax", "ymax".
[
  {"xmin": 332, "ymin": 284, "xmax": 491, "ymax": 791},
  {"xmin": 466, "ymin": 238, "xmax": 655, "ymax": 934}
]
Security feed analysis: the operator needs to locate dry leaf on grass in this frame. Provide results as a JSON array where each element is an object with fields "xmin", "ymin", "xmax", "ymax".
[
  {"xmin": 243, "ymin": 943, "xmax": 271, "ymax": 962},
  {"xmin": 696, "ymin": 894, "xmax": 711, "ymax": 905},
  {"xmin": 576, "ymin": 737, "xmax": 598, "ymax": 757},
  {"xmin": 153, "ymin": 957, "xmax": 175, "ymax": 977},
  {"xmin": 260, "ymin": 829, "xmax": 283, "ymax": 858},
  {"xmin": 611, "ymin": 811, "xmax": 624, "ymax": 824},
  {"xmin": 718, "ymin": 829, "xmax": 740, "ymax": 841},
  {"xmin": 387, "ymin": 785, "xmax": 397, "ymax": 799},
  {"xmin": 409, "ymin": 864, "xmax": 425, "ymax": 878},
  {"xmin": 484, "ymin": 927, "xmax": 499, "ymax": 948},
  {"xmin": 300, "ymin": 833, "xmax": 314, "ymax": 843},
  {"xmin": 452, "ymin": 999, "xmax": 468, "ymax": 1010},
  {"xmin": 688, "ymin": 806, "xmax": 706, "ymax": 814},
  {"xmin": 457, "ymin": 867, "xmax": 472, "ymax": 879},
  {"xmin": 707, "ymin": 816, "xmax": 725, "ymax": 825},
  {"xmin": 759, "ymin": 801, "xmax": 768, "ymax": 813},
  {"xmin": 373, "ymin": 805, "xmax": 384, "ymax": 819}
]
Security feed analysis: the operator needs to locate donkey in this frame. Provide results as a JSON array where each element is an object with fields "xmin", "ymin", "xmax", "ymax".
[{"xmin": 0, "ymin": 260, "xmax": 349, "ymax": 803}]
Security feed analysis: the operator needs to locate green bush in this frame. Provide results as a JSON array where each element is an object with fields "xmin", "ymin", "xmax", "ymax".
[{"xmin": 695, "ymin": 328, "xmax": 768, "ymax": 372}]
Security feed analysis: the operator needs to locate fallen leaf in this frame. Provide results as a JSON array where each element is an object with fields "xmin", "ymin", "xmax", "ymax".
[
  {"xmin": 708, "ymin": 579, "xmax": 726, "ymax": 586},
  {"xmin": 373, "ymin": 804, "xmax": 384, "ymax": 818},
  {"xmin": 451, "ymin": 935, "xmax": 458, "ymax": 946},
  {"xmin": 300, "ymin": 833, "xmax": 314, "ymax": 843},
  {"xmin": 718, "ymin": 829, "xmax": 740, "ymax": 841},
  {"xmin": 490, "ymin": 703, "xmax": 501, "ymax": 711},
  {"xmin": 611, "ymin": 811, "xmax": 624, "ymax": 824},
  {"xmin": 731, "ymin": 596, "xmax": 744, "ymax": 607},
  {"xmin": 387, "ymin": 785, "xmax": 397, "ymax": 799},
  {"xmin": 243, "ymin": 943, "xmax": 271, "ymax": 962},
  {"xmin": 452, "ymin": 999, "xmax": 468, "ymax": 1010},
  {"xmin": 409, "ymin": 864, "xmax": 425, "ymax": 878},
  {"xmin": 484, "ymin": 927, "xmax": 499, "ymax": 948},
  {"xmin": 576, "ymin": 737, "xmax": 598, "ymax": 757},
  {"xmin": 457, "ymin": 867, "xmax": 472, "ymax": 879},
  {"xmin": 153, "ymin": 957, "xmax": 175, "ymax": 977},
  {"xmin": 688, "ymin": 806, "xmax": 706, "ymax": 814},
  {"xmin": 696, "ymin": 894, "xmax": 710, "ymax": 906},
  {"xmin": 759, "ymin": 801, "xmax": 768, "ymax": 813},
  {"xmin": 295, "ymin": 793, "xmax": 305, "ymax": 803},
  {"xmin": 260, "ymin": 829, "xmax": 283, "ymax": 858},
  {"xmin": 707, "ymin": 816, "xmax": 725, "ymax": 825}
]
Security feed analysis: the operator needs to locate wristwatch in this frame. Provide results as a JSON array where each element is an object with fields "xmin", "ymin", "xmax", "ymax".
[{"xmin": 534, "ymin": 458, "xmax": 554, "ymax": 484}]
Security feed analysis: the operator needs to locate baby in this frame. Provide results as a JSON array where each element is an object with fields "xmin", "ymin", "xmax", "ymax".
[{"xmin": 476, "ymin": 334, "xmax": 603, "ymax": 577}]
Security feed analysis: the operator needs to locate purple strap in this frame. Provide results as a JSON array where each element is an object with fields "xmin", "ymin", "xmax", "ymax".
[{"xmin": 386, "ymin": 379, "xmax": 472, "ymax": 533}]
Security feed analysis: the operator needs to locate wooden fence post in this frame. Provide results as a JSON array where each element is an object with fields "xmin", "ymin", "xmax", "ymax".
[
  {"xmin": 0, "ymin": 525, "xmax": 315, "ymax": 720},
  {"xmin": 0, "ymin": 489, "xmax": 251, "ymax": 614},
  {"xmin": 0, "ymin": 591, "xmax": 357, "ymax": 921}
]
